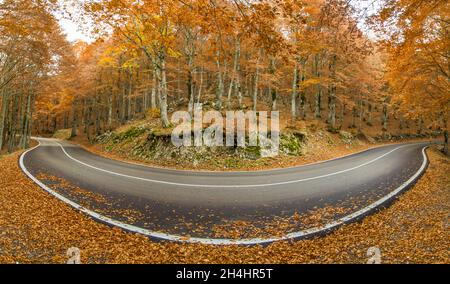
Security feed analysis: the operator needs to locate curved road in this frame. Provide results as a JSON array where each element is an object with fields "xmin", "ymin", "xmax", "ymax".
[{"xmin": 20, "ymin": 138, "xmax": 430, "ymax": 245}]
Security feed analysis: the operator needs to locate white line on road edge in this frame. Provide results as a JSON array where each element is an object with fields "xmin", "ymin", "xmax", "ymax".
[
  {"xmin": 53, "ymin": 139, "xmax": 405, "ymax": 188},
  {"xmin": 19, "ymin": 140, "xmax": 429, "ymax": 245}
]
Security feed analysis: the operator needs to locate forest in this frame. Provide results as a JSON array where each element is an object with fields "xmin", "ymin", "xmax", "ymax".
[
  {"xmin": 0, "ymin": 0, "xmax": 449, "ymax": 154},
  {"xmin": 0, "ymin": 0, "xmax": 450, "ymax": 266}
]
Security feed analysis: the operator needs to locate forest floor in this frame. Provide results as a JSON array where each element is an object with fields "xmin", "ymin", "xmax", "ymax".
[{"xmin": 0, "ymin": 145, "xmax": 448, "ymax": 263}]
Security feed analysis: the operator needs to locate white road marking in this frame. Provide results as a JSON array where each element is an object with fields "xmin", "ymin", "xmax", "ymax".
[
  {"xmin": 19, "ymin": 140, "xmax": 429, "ymax": 245},
  {"xmin": 46, "ymin": 139, "xmax": 406, "ymax": 188}
]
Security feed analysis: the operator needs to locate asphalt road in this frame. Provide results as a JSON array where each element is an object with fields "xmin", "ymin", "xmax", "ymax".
[{"xmin": 20, "ymin": 138, "xmax": 430, "ymax": 244}]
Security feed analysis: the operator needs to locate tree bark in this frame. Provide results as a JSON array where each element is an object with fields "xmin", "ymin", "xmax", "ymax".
[
  {"xmin": 226, "ymin": 38, "xmax": 242, "ymax": 109},
  {"xmin": 291, "ymin": 61, "xmax": 299, "ymax": 119},
  {"xmin": 8, "ymin": 90, "xmax": 19, "ymax": 153},
  {"xmin": 158, "ymin": 52, "xmax": 170, "ymax": 128},
  {"xmin": 20, "ymin": 92, "xmax": 33, "ymax": 148},
  {"xmin": 253, "ymin": 49, "xmax": 262, "ymax": 112},
  {"xmin": 314, "ymin": 54, "xmax": 322, "ymax": 118},
  {"xmin": 382, "ymin": 102, "xmax": 388, "ymax": 132},
  {"xmin": 127, "ymin": 72, "xmax": 132, "ymax": 120},
  {"xmin": 215, "ymin": 49, "xmax": 223, "ymax": 110},
  {"xmin": 299, "ymin": 59, "xmax": 307, "ymax": 120},
  {"xmin": 367, "ymin": 103, "xmax": 373, "ymax": 126},
  {"xmin": 269, "ymin": 57, "xmax": 277, "ymax": 111},
  {"xmin": 196, "ymin": 66, "xmax": 203, "ymax": 103},
  {"xmin": 0, "ymin": 91, "xmax": 9, "ymax": 150},
  {"xmin": 235, "ymin": 39, "xmax": 242, "ymax": 109},
  {"xmin": 187, "ymin": 52, "xmax": 195, "ymax": 114},
  {"xmin": 327, "ymin": 54, "xmax": 337, "ymax": 130},
  {"xmin": 71, "ymin": 99, "xmax": 78, "ymax": 138}
]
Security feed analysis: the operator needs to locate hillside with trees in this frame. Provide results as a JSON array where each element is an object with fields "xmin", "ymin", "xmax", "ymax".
[{"xmin": 0, "ymin": 0, "xmax": 449, "ymax": 266}]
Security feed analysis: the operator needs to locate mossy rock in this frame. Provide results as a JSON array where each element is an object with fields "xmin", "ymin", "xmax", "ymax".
[
  {"xmin": 339, "ymin": 130, "xmax": 354, "ymax": 144},
  {"xmin": 356, "ymin": 131, "xmax": 375, "ymax": 143},
  {"xmin": 327, "ymin": 125, "xmax": 340, "ymax": 133},
  {"xmin": 151, "ymin": 127, "xmax": 174, "ymax": 137},
  {"xmin": 95, "ymin": 131, "xmax": 115, "ymax": 144},
  {"xmin": 339, "ymin": 130, "xmax": 353, "ymax": 139},
  {"xmin": 244, "ymin": 146, "xmax": 262, "ymax": 159},
  {"xmin": 53, "ymin": 129, "xmax": 72, "ymax": 140},
  {"xmin": 280, "ymin": 134, "xmax": 303, "ymax": 155},
  {"xmin": 98, "ymin": 126, "xmax": 150, "ymax": 145},
  {"xmin": 291, "ymin": 129, "xmax": 308, "ymax": 142},
  {"xmin": 121, "ymin": 126, "xmax": 148, "ymax": 140}
]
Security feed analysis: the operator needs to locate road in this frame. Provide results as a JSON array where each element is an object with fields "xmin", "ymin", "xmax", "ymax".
[{"xmin": 20, "ymin": 138, "xmax": 430, "ymax": 245}]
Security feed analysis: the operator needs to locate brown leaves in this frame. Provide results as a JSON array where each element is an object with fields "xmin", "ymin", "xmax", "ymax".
[{"xmin": 0, "ymin": 147, "xmax": 449, "ymax": 263}]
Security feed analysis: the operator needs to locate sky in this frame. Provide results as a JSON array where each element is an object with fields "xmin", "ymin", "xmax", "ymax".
[
  {"xmin": 353, "ymin": 0, "xmax": 384, "ymax": 39},
  {"xmin": 59, "ymin": 18, "xmax": 94, "ymax": 43},
  {"xmin": 54, "ymin": 0, "xmax": 95, "ymax": 43},
  {"xmin": 56, "ymin": 0, "xmax": 383, "ymax": 43}
]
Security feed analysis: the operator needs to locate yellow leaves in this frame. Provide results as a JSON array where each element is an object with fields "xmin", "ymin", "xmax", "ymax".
[
  {"xmin": 167, "ymin": 47, "xmax": 181, "ymax": 58},
  {"xmin": 301, "ymin": 78, "xmax": 321, "ymax": 88},
  {"xmin": 98, "ymin": 56, "xmax": 117, "ymax": 68},
  {"xmin": 152, "ymin": 14, "xmax": 162, "ymax": 23},
  {"xmin": 121, "ymin": 58, "xmax": 139, "ymax": 69}
]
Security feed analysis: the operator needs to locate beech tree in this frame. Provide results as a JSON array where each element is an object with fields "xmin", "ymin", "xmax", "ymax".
[
  {"xmin": 374, "ymin": 0, "xmax": 450, "ymax": 154},
  {"xmin": 0, "ymin": 0, "xmax": 69, "ymax": 151},
  {"xmin": 22, "ymin": 0, "xmax": 433, "ymax": 145}
]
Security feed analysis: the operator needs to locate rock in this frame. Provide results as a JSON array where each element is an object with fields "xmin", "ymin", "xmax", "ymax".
[
  {"xmin": 280, "ymin": 133, "xmax": 304, "ymax": 156},
  {"xmin": 94, "ymin": 131, "xmax": 114, "ymax": 144},
  {"xmin": 339, "ymin": 131, "xmax": 353, "ymax": 144},
  {"xmin": 52, "ymin": 129, "xmax": 72, "ymax": 140},
  {"xmin": 356, "ymin": 131, "xmax": 376, "ymax": 144}
]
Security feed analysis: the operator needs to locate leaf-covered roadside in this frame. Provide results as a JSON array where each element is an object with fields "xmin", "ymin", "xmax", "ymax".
[{"xmin": 0, "ymin": 148, "xmax": 449, "ymax": 263}]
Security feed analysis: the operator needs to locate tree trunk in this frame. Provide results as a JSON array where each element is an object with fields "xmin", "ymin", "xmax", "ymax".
[
  {"xmin": 116, "ymin": 67, "xmax": 124, "ymax": 123},
  {"xmin": 227, "ymin": 38, "xmax": 241, "ymax": 109},
  {"xmin": 444, "ymin": 129, "xmax": 449, "ymax": 156},
  {"xmin": 158, "ymin": 52, "xmax": 170, "ymax": 128},
  {"xmin": 20, "ymin": 92, "xmax": 32, "ymax": 148},
  {"xmin": 351, "ymin": 107, "xmax": 357, "ymax": 128},
  {"xmin": 253, "ymin": 49, "xmax": 262, "ymax": 112},
  {"xmin": 299, "ymin": 59, "xmax": 307, "ymax": 120},
  {"xmin": 86, "ymin": 98, "xmax": 92, "ymax": 141},
  {"xmin": 196, "ymin": 66, "xmax": 203, "ymax": 103},
  {"xmin": 340, "ymin": 100, "xmax": 345, "ymax": 128},
  {"xmin": 327, "ymin": 88, "xmax": 336, "ymax": 130},
  {"xmin": 327, "ymin": 54, "xmax": 337, "ymax": 130},
  {"xmin": 215, "ymin": 49, "xmax": 223, "ymax": 110},
  {"xmin": 314, "ymin": 54, "xmax": 322, "ymax": 118},
  {"xmin": 25, "ymin": 92, "xmax": 35, "ymax": 148},
  {"xmin": 187, "ymin": 53, "xmax": 195, "ymax": 114},
  {"xmin": 8, "ymin": 91, "xmax": 19, "ymax": 153},
  {"xmin": 367, "ymin": 103, "xmax": 373, "ymax": 126},
  {"xmin": 0, "ymin": 91, "xmax": 10, "ymax": 150},
  {"xmin": 442, "ymin": 116, "xmax": 449, "ymax": 155},
  {"xmin": 291, "ymin": 61, "xmax": 299, "ymax": 119},
  {"xmin": 94, "ymin": 97, "xmax": 101, "ymax": 136},
  {"xmin": 235, "ymin": 40, "xmax": 242, "ymax": 109},
  {"xmin": 382, "ymin": 103, "xmax": 388, "ymax": 132},
  {"xmin": 151, "ymin": 65, "xmax": 157, "ymax": 109},
  {"xmin": 71, "ymin": 99, "xmax": 77, "ymax": 138},
  {"xmin": 107, "ymin": 89, "xmax": 113, "ymax": 127},
  {"xmin": 269, "ymin": 57, "xmax": 277, "ymax": 111},
  {"xmin": 127, "ymin": 72, "xmax": 132, "ymax": 120},
  {"xmin": 358, "ymin": 93, "xmax": 363, "ymax": 132}
]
